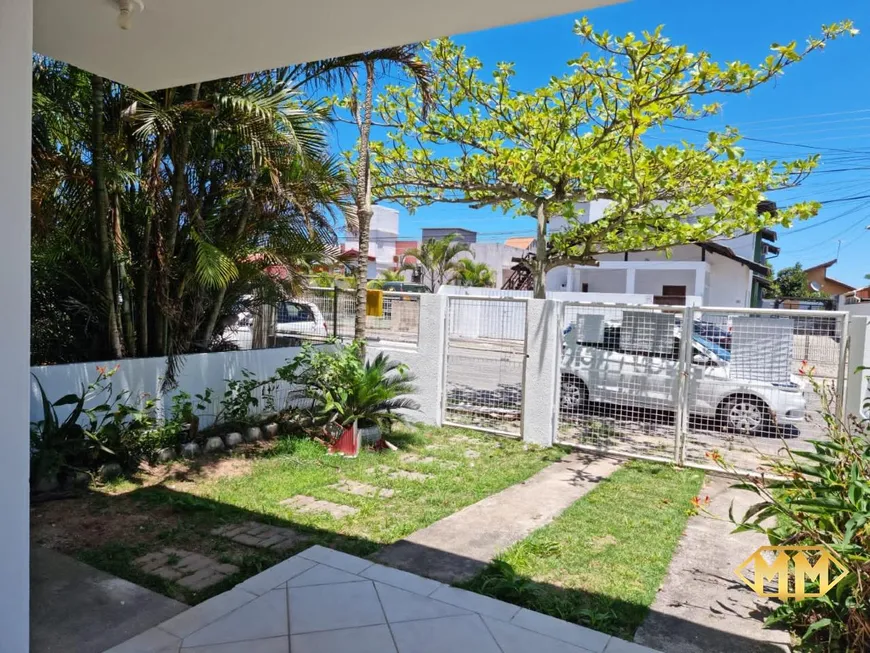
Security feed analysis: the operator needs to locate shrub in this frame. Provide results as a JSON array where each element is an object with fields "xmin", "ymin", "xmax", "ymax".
[
  {"xmin": 724, "ymin": 369, "xmax": 870, "ymax": 652},
  {"xmin": 217, "ymin": 369, "xmax": 277, "ymax": 427},
  {"xmin": 277, "ymin": 341, "xmax": 419, "ymax": 432}
]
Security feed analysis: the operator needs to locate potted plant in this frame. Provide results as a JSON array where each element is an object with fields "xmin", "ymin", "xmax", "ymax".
[{"xmin": 280, "ymin": 343, "xmax": 420, "ymax": 456}]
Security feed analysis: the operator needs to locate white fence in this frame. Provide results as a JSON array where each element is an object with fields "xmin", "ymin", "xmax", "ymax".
[{"xmin": 30, "ymin": 295, "xmax": 870, "ymax": 476}]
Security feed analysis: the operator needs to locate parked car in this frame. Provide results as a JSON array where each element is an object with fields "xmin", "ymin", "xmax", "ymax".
[
  {"xmin": 381, "ymin": 282, "xmax": 431, "ymax": 293},
  {"xmin": 274, "ymin": 300, "xmax": 329, "ymax": 344},
  {"xmin": 560, "ymin": 324, "xmax": 806, "ymax": 436}
]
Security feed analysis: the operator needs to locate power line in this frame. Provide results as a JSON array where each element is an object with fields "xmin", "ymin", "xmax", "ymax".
[{"xmin": 669, "ymin": 124, "xmax": 870, "ymax": 155}]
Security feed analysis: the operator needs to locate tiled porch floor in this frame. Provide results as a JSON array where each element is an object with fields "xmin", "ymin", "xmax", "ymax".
[{"xmin": 106, "ymin": 545, "xmax": 657, "ymax": 653}]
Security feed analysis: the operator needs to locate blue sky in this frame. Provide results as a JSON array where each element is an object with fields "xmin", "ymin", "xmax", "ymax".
[{"xmin": 331, "ymin": 0, "xmax": 870, "ymax": 286}]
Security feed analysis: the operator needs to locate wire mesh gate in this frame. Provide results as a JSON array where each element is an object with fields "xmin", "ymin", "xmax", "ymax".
[
  {"xmin": 442, "ymin": 296, "xmax": 528, "ymax": 437},
  {"xmin": 555, "ymin": 302, "xmax": 848, "ymax": 474}
]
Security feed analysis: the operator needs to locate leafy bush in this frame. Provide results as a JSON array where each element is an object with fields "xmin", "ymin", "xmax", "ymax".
[
  {"xmin": 166, "ymin": 388, "xmax": 214, "ymax": 442},
  {"xmin": 31, "ymin": 366, "xmax": 217, "ymax": 485},
  {"xmin": 724, "ymin": 369, "xmax": 870, "ymax": 652},
  {"xmin": 277, "ymin": 341, "xmax": 419, "ymax": 431},
  {"xmin": 31, "ymin": 366, "xmax": 160, "ymax": 484},
  {"xmin": 217, "ymin": 369, "xmax": 277, "ymax": 427}
]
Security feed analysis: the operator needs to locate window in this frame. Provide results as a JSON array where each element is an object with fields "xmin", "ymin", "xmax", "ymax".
[
  {"xmin": 579, "ymin": 326, "xmax": 621, "ymax": 351},
  {"xmin": 277, "ymin": 302, "xmax": 314, "ymax": 323},
  {"xmin": 662, "ymin": 285, "xmax": 687, "ymax": 296},
  {"xmin": 581, "ymin": 282, "xmax": 589, "ymax": 293}
]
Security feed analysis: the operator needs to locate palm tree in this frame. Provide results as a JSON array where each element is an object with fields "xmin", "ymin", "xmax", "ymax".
[
  {"xmin": 30, "ymin": 58, "xmax": 350, "ymax": 370},
  {"xmin": 452, "ymin": 259, "xmax": 496, "ymax": 288},
  {"xmin": 400, "ymin": 234, "xmax": 472, "ymax": 292},
  {"xmin": 298, "ymin": 48, "xmax": 433, "ymax": 349},
  {"xmin": 367, "ymin": 269, "xmax": 405, "ymax": 289}
]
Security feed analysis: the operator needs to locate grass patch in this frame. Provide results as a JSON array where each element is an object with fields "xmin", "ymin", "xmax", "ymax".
[
  {"xmin": 32, "ymin": 424, "xmax": 562, "ymax": 605},
  {"xmin": 460, "ymin": 461, "xmax": 704, "ymax": 640}
]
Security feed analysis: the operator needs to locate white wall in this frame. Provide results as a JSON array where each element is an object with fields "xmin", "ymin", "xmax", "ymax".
[
  {"xmin": 707, "ymin": 255, "xmax": 753, "ymax": 307},
  {"xmin": 31, "ymin": 347, "xmax": 304, "ymax": 428},
  {"xmin": 634, "ymin": 269, "xmax": 697, "ymax": 296},
  {"xmin": 0, "ymin": 0, "xmax": 31, "ymax": 648},
  {"xmin": 466, "ymin": 243, "xmax": 525, "ymax": 288}
]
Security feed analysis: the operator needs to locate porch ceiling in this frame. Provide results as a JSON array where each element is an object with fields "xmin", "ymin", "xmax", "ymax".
[{"xmin": 33, "ymin": 0, "xmax": 620, "ymax": 91}]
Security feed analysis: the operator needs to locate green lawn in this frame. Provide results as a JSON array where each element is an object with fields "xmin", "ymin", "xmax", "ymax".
[
  {"xmin": 31, "ymin": 424, "xmax": 563, "ymax": 605},
  {"xmin": 460, "ymin": 461, "xmax": 705, "ymax": 640}
]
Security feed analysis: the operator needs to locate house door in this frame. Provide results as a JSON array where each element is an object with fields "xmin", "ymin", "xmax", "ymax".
[{"xmin": 654, "ymin": 285, "xmax": 687, "ymax": 306}]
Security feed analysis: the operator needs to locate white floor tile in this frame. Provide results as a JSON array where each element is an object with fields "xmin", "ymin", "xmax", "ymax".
[
  {"xmin": 603, "ymin": 637, "xmax": 661, "ymax": 653},
  {"xmin": 235, "ymin": 555, "xmax": 316, "ymax": 596},
  {"xmin": 287, "ymin": 564, "xmax": 363, "ymax": 587},
  {"xmin": 428, "ymin": 585, "xmax": 521, "ymax": 622},
  {"xmin": 484, "ymin": 616, "xmax": 588, "ymax": 653},
  {"xmin": 360, "ymin": 563, "xmax": 441, "ymax": 596},
  {"xmin": 511, "ymin": 608, "xmax": 611, "ymax": 652},
  {"xmin": 181, "ymin": 636, "xmax": 289, "ymax": 653},
  {"xmin": 103, "ymin": 627, "xmax": 181, "ymax": 653},
  {"xmin": 291, "ymin": 625, "xmax": 397, "ymax": 653},
  {"xmin": 391, "ymin": 614, "xmax": 501, "ymax": 653},
  {"xmin": 183, "ymin": 590, "xmax": 288, "ymax": 647},
  {"xmin": 159, "ymin": 589, "xmax": 257, "ymax": 638},
  {"xmin": 289, "ymin": 581, "xmax": 385, "ymax": 634},
  {"xmin": 296, "ymin": 546, "xmax": 373, "ymax": 574},
  {"xmin": 375, "ymin": 583, "xmax": 470, "ymax": 623}
]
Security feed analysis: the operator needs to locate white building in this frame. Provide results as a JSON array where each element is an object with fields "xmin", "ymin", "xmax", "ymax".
[
  {"xmin": 1, "ymin": 0, "xmax": 618, "ymax": 647},
  {"xmin": 465, "ymin": 242, "xmax": 528, "ymax": 288},
  {"xmin": 343, "ymin": 205, "xmax": 400, "ymax": 278},
  {"xmin": 540, "ymin": 200, "xmax": 775, "ymax": 308}
]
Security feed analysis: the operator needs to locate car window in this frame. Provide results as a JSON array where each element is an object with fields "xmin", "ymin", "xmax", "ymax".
[
  {"xmin": 277, "ymin": 302, "xmax": 314, "ymax": 323},
  {"xmin": 578, "ymin": 326, "xmax": 621, "ymax": 351}
]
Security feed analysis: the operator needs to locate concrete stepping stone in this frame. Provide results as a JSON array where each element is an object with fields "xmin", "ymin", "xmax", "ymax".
[
  {"xmin": 464, "ymin": 449, "xmax": 481, "ymax": 459},
  {"xmin": 212, "ymin": 521, "xmax": 308, "ymax": 551},
  {"xmin": 330, "ymin": 479, "xmax": 394, "ymax": 499},
  {"xmin": 365, "ymin": 465, "xmax": 432, "ymax": 482},
  {"xmin": 134, "ymin": 548, "xmax": 239, "ymax": 591},
  {"xmin": 280, "ymin": 495, "xmax": 359, "ymax": 518},
  {"xmin": 399, "ymin": 453, "xmax": 437, "ymax": 464}
]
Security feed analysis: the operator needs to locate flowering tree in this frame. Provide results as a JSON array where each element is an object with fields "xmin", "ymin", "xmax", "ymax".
[{"xmin": 371, "ymin": 19, "xmax": 857, "ymax": 297}]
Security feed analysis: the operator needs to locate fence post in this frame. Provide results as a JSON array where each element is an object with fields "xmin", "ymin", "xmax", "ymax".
[
  {"xmin": 521, "ymin": 298, "xmax": 561, "ymax": 447},
  {"xmin": 673, "ymin": 305, "xmax": 694, "ymax": 465},
  {"xmin": 332, "ymin": 284, "xmax": 339, "ymax": 338},
  {"xmin": 845, "ymin": 316, "xmax": 869, "ymax": 420},
  {"xmin": 414, "ymin": 293, "xmax": 448, "ymax": 426}
]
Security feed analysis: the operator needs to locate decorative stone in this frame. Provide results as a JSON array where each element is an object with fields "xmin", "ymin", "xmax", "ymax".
[
  {"xmin": 399, "ymin": 454, "xmax": 436, "ymax": 464},
  {"xmin": 72, "ymin": 471, "xmax": 91, "ymax": 488},
  {"xmin": 156, "ymin": 447, "xmax": 176, "ymax": 463},
  {"xmin": 204, "ymin": 436, "xmax": 225, "ymax": 453},
  {"xmin": 212, "ymin": 521, "xmax": 308, "ymax": 551},
  {"xmin": 244, "ymin": 426, "xmax": 263, "ymax": 442},
  {"xmin": 99, "ymin": 462, "xmax": 123, "ymax": 481},
  {"xmin": 224, "ymin": 432, "xmax": 243, "ymax": 448},
  {"xmin": 330, "ymin": 479, "xmax": 394, "ymax": 499},
  {"xmin": 134, "ymin": 547, "xmax": 238, "ymax": 590},
  {"xmin": 464, "ymin": 449, "xmax": 481, "ymax": 459},
  {"xmin": 280, "ymin": 495, "xmax": 359, "ymax": 519},
  {"xmin": 263, "ymin": 423, "xmax": 279, "ymax": 439},
  {"xmin": 388, "ymin": 469, "xmax": 432, "ymax": 482},
  {"xmin": 181, "ymin": 442, "xmax": 201, "ymax": 459}
]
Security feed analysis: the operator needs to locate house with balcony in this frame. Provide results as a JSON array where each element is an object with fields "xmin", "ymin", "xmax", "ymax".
[{"xmin": 507, "ymin": 200, "xmax": 778, "ymax": 307}]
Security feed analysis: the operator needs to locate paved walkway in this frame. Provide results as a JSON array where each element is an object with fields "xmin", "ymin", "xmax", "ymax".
[
  {"xmin": 374, "ymin": 452, "xmax": 622, "ymax": 583},
  {"xmin": 633, "ymin": 476, "xmax": 791, "ymax": 653},
  {"xmin": 31, "ymin": 547, "xmax": 186, "ymax": 653},
  {"xmin": 106, "ymin": 545, "xmax": 658, "ymax": 653}
]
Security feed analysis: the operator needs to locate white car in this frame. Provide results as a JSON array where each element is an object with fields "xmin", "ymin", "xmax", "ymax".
[
  {"xmin": 560, "ymin": 323, "xmax": 807, "ymax": 436},
  {"xmin": 274, "ymin": 300, "xmax": 329, "ymax": 344}
]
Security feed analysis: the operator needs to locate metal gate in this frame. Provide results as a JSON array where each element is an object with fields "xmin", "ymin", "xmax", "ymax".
[
  {"xmin": 555, "ymin": 302, "xmax": 849, "ymax": 475},
  {"xmin": 442, "ymin": 296, "xmax": 528, "ymax": 437}
]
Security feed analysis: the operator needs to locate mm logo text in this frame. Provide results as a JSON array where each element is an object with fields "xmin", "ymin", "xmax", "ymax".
[{"xmin": 735, "ymin": 546, "xmax": 848, "ymax": 601}]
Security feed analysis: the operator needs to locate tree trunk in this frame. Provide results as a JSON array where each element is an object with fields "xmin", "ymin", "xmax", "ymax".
[
  {"xmin": 533, "ymin": 199, "xmax": 548, "ymax": 300},
  {"xmin": 156, "ymin": 83, "xmax": 200, "ymax": 356},
  {"xmin": 91, "ymin": 75, "xmax": 124, "ymax": 358},
  {"xmin": 353, "ymin": 60, "xmax": 377, "ymax": 354},
  {"xmin": 137, "ymin": 132, "xmax": 166, "ymax": 356}
]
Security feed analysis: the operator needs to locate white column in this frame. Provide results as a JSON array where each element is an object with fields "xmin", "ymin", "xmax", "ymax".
[
  {"xmin": 416, "ymin": 294, "xmax": 447, "ymax": 425},
  {"xmin": 846, "ymin": 316, "xmax": 869, "ymax": 421},
  {"xmin": 0, "ymin": 0, "xmax": 32, "ymax": 649},
  {"xmin": 565, "ymin": 268, "xmax": 575, "ymax": 292},
  {"xmin": 521, "ymin": 299, "xmax": 560, "ymax": 446},
  {"xmin": 694, "ymin": 266, "xmax": 706, "ymax": 302},
  {"xmin": 625, "ymin": 268, "xmax": 636, "ymax": 294}
]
